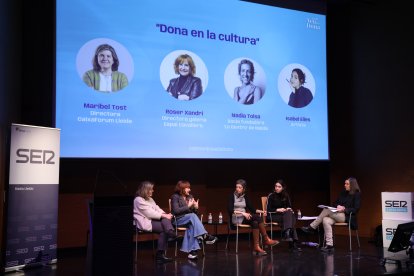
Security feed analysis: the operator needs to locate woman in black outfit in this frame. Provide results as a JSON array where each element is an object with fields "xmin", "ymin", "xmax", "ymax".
[
  {"xmin": 266, "ymin": 179, "xmax": 301, "ymax": 251},
  {"xmin": 301, "ymin": 177, "xmax": 361, "ymax": 253}
]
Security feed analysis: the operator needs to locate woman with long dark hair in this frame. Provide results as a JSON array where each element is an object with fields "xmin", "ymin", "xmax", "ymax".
[
  {"xmin": 301, "ymin": 177, "xmax": 361, "ymax": 253},
  {"xmin": 266, "ymin": 179, "xmax": 301, "ymax": 251}
]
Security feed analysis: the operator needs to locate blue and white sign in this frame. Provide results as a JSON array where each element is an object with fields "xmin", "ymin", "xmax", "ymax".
[
  {"xmin": 5, "ymin": 124, "xmax": 60, "ymax": 272},
  {"xmin": 381, "ymin": 192, "xmax": 414, "ymax": 220}
]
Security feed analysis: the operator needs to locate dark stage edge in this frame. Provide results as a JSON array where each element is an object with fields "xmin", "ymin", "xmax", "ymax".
[{"xmin": 5, "ymin": 236, "xmax": 414, "ymax": 276}]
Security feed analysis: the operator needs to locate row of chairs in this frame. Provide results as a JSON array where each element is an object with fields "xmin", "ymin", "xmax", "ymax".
[{"xmin": 134, "ymin": 196, "xmax": 360, "ymax": 260}]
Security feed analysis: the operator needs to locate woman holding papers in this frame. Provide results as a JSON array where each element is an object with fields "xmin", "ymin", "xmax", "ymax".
[
  {"xmin": 266, "ymin": 179, "xmax": 302, "ymax": 251},
  {"xmin": 301, "ymin": 177, "xmax": 361, "ymax": 253}
]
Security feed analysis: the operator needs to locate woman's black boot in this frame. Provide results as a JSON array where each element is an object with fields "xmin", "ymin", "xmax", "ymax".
[
  {"xmin": 156, "ymin": 250, "xmax": 173, "ymax": 264},
  {"xmin": 283, "ymin": 229, "xmax": 293, "ymax": 242}
]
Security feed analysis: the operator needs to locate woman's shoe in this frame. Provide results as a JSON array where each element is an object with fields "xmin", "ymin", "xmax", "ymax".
[
  {"xmin": 263, "ymin": 237, "xmax": 280, "ymax": 247},
  {"xmin": 252, "ymin": 245, "xmax": 267, "ymax": 256},
  {"xmin": 204, "ymin": 234, "xmax": 218, "ymax": 245},
  {"xmin": 283, "ymin": 229, "xmax": 293, "ymax": 242},
  {"xmin": 155, "ymin": 250, "xmax": 173, "ymax": 263},
  {"xmin": 252, "ymin": 228, "xmax": 267, "ymax": 255},
  {"xmin": 188, "ymin": 250, "xmax": 198, "ymax": 260},
  {"xmin": 301, "ymin": 226, "xmax": 316, "ymax": 234},
  {"xmin": 320, "ymin": 245, "xmax": 334, "ymax": 253}
]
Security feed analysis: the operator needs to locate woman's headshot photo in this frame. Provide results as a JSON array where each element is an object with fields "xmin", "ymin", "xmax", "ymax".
[
  {"xmin": 278, "ymin": 64, "xmax": 315, "ymax": 108},
  {"xmin": 77, "ymin": 38, "xmax": 134, "ymax": 93},
  {"xmin": 160, "ymin": 51, "xmax": 208, "ymax": 101},
  {"xmin": 224, "ymin": 58, "xmax": 266, "ymax": 105}
]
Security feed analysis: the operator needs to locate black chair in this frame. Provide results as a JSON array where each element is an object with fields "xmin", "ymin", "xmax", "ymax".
[{"xmin": 133, "ymin": 219, "xmax": 155, "ymax": 263}]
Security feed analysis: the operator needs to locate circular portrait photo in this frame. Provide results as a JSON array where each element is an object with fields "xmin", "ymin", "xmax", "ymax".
[
  {"xmin": 278, "ymin": 64, "xmax": 315, "ymax": 108},
  {"xmin": 76, "ymin": 38, "xmax": 134, "ymax": 93},
  {"xmin": 224, "ymin": 58, "xmax": 266, "ymax": 105},
  {"xmin": 160, "ymin": 50, "xmax": 208, "ymax": 101}
]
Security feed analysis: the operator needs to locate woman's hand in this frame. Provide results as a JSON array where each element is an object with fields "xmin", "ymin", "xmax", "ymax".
[
  {"xmin": 277, "ymin": 208, "xmax": 287, "ymax": 213},
  {"xmin": 336, "ymin": 205, "xmax": 346, "ymax": 212},
  {"xmin": 193, "ymin": 199, "xmax": 199, "ymax": 209},
  {"xmin": 178, "ymin": 94, "xmax": 190, "ymax": 100},
  {"xmin": 287, "ymin": 79, "xmax": 295, "ymax": 93},
  {"xmin": 187, "ymin": 198, "xmax": 195, "ymax": 207},
  {"xmin": 243, "ymin": 212, "xmax": 252, "ymax": 220},
  {"xmin": 162, "ymin": 213, "xmax": 173, "ymax": 220}
]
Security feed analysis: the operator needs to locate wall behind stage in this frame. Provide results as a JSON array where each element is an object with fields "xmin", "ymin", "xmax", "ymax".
[
  {"xmin": 3, "ymin": 0, "xmax": 414, "ymax": 249},
  {"xmin": 327, "ymin": 0, "xmax": 414, "ymax": 240}
]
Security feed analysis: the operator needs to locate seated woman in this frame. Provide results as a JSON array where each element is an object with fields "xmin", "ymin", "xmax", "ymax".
[
  {"xmin": 228, "ymin": 179, "xmax": 279, "ymax": 256},
  {"xmin": 266, "ymin": 179, "xmax": 301, "ymax": 251},
  {"xmin": 170, "ymin": 180, "xmax": 217, "ymax": 260},
  {"xmin": 301, "ymin": 177, "xmax": 361, "ymax": 253},
  {"xmin": 133, "ymin": 181, "xmax": 177, "ymax": 263}
]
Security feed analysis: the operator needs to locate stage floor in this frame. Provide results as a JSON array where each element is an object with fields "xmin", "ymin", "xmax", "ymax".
[{"xmin": 7, "ymin": 235, "xmax": 414, "ymax": 275}]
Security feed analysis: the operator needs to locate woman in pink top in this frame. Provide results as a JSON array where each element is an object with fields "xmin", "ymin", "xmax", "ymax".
[{"xmin": 134, "ymin": 181, "xmax": 177, "ymax": 263}]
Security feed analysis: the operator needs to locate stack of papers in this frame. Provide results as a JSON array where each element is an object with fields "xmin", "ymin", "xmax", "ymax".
[
  {"xmin": 299, "ymin": 216, "xmax": 318, "ymax": 220},
  {"xmin": 317, "ymin": 205, "xmax": 338, "ymax": 213}
]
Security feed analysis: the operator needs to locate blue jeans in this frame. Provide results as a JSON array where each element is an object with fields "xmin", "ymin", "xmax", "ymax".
[{"xmin": 175, "ymin": 213, "xmax": 207, "ymax": 253}]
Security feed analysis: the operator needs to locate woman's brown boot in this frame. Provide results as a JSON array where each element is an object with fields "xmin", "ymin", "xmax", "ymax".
[
  {"xmin": 252, "ymin": 229, "xmax": 267, "ymax": 256},
  {"xmin": 259, "ymin": 223, "xmax": 279, "ymax": 247}
]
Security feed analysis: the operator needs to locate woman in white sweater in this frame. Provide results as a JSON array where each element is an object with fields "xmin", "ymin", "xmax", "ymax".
[{"xmin": 134, "ymin": 181, "xmax": 177, "ymax": 263}]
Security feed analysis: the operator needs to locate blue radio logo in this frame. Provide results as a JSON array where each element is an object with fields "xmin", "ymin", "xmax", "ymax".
[{"xmin": 385, "ymin": 200, "xmax": 408, "ymax": 212}]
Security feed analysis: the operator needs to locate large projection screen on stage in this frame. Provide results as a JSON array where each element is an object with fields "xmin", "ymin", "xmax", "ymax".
[{"xmin": 55, "ymin": 0, "xmax": 328, "ymax": 160}]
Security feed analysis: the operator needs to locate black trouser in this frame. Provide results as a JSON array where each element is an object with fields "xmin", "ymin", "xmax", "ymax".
[
  {"xmin": 151, "ymin": 218, "xmax": 174, "ymax": 250},
  {"xmin": 241, "ymin": 214, "xmax": 263, "ymax": 229},
  {"xmin": 269, "ymin": 210, "xmax": 298, "ymax": 240}
]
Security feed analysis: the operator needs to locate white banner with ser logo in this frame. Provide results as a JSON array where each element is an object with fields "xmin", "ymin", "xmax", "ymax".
[{"xmin": 5, "ymin": 124, "xmax": 60, "ymax": 272}]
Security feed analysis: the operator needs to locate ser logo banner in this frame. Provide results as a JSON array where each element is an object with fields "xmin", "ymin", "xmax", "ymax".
[
  {"xmin": 384, "ymin": 200, "xmax": 408, "ymax": 212},
  {"xmin": 16, "ymin": 149, "xmax": 55, "ymax": 164},
  {"xmin": 385, "ymin": 228, "xmax": 397, "ymax": 240}
]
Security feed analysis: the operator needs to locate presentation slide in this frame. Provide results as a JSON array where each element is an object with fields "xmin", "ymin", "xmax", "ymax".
[{"xmin": 55, "ymin": 0, "xmax": 328, "ymax": 159}]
